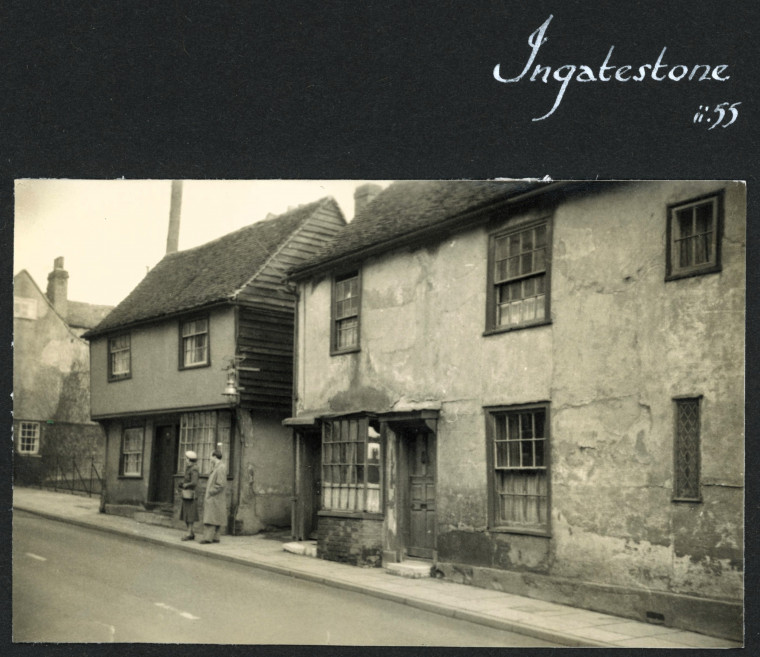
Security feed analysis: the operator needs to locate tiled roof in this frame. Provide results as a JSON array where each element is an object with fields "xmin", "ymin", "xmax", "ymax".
[
  {"xmin": 291, "ymin": 180, "xmax": 544, "ymax": 274},
  {"xmin": 88, "ymin": 198, "xmax": 336, "ymax": 335},
  {"xmin": 66, "ymin": 301, "xmax": 114, "ymax": 330}
]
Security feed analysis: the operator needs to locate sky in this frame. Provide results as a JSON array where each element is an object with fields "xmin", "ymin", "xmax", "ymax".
[{"xmin": 14, "ymin": 180, "xmax": 391, "ymax": 307}]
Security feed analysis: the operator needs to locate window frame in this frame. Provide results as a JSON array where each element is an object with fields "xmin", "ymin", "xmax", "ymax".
[
  {"xmin": 485, "ymin": 403, "xmax": 551, "ymax": 536},
  {"xmin": 177, "ymin": 410, "xmax": 232, "ymax": 476},
  {"xmin": 179, "ymin": 314, "xmax": 211, "ymax": 370},
  {"xmin": 119, "ymin": 426, "xmax": 145, "ymax": 478},
  {"xmin": 108, "ymin": 333, "xmax": 132, "ymax": 382},
  {"xmin": 320, "ymin": 415, "xmax": 383, "ymax": 515},
  {"xmin": 672, "ymin": 396, "xmax": 703, "ymax": 503},
  {"xmin": 485, "ymin": 217, "xmax": 552, "ymax": 335},
  {"xmin": 330, "ymin": 270, "xmax": 362, "ymax": 355},
  {"xmin": 665, "ymin": 191, "xmax": 723, "ymax": 281},
  {"xmin": 18, "ymin": 421, "xmax": 40, "ymax": 455}
]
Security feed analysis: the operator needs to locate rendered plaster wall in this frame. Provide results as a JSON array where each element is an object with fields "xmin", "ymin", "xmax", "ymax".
[
  {"xmin": 234, "ymin": 410, "xmax": 293, "ymax": 533},
  {"xmin": 295, "ymin": 181, "xmax": 744, "ymax": 611},
  {"xmin": 14, "ymin": 272, "xmax": 94, "ymax": 425},
  {"xmin": 547, "ymin": 181, "xmax": 744, "ymax": 603},
  {"xmin": 89, "ymin": 306, "xmax": 236, "ymax": 417}
]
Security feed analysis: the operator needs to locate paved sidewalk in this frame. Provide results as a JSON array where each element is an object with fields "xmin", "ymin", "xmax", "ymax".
[{"xmin": 13, "ymin": 487, "xmax": 741, "ymax": 648}]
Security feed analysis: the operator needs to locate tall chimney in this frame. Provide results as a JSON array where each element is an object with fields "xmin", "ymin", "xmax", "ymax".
[
  {"xmin": 166, "ymin": 180, "xmax": 183, "ymax": 254},
  {"xmin": 354, "ymin": 183, "xmax": 382, "ymax": 218},
  {"xmin": 46, "ymin": 256, "xmax": 69, "ymax": 317}
]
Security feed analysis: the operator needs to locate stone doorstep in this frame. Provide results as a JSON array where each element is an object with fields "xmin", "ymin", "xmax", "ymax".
[
  {"xmin": 384, "ymin": 560, "xmax": 434, "ymax": 579},
  {"xmin": 283, "ymin": 541, "xmax": 318, "ymax": 558}
]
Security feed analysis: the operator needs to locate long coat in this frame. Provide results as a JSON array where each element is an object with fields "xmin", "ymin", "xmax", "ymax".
[
  {"xmin": 178, "ymin": 462, "xmax": 199, "ymax": 522},
  {"xmin": 203, "ymin": 460, "xmax": 228, "ymax": 527}
]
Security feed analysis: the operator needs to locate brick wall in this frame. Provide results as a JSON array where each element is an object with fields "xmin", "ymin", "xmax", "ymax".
[{"xmin": 317, "ymin": 516, "xmax": 383, "ymax": 567}]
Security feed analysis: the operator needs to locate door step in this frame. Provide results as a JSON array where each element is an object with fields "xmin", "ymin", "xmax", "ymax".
[
  {"xmin": 283, "ymin": 540, "xmax": 318, "ymax": 558},
  {"xmin": 384, "ymin": 559, "xmax": 434, "ymax": 579}
]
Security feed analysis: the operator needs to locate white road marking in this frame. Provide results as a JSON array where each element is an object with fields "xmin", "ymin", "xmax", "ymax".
[
  {"xmin": 25, "ymin": 552, "xmax": 47, "ymax": 561},
  {"xmin": 154, "ymin": 602, "xmax": 200, "ymax": 620}
]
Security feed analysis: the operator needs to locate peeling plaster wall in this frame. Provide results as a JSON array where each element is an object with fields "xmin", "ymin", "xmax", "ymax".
[
  {"xmin": 14, "ymin": 273, "xmax": 94, "ymax": 425},
  {"xmin": 234, "ymin": 410, "xmax": 293, "ymax": 533},
  {"xmin": 296, "ymin": 182, "xmax": 744, "ymax": 622}
]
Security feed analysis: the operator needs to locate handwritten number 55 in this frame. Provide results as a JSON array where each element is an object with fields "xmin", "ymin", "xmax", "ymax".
[{"xmin": 709, "ymin": 102, "xmax": 741, "ymax": 130}]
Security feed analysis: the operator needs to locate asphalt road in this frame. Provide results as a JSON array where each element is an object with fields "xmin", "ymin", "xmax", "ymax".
[{"xmin": 13, "ymin": 511, "xmax": 557, "ymax": 646}]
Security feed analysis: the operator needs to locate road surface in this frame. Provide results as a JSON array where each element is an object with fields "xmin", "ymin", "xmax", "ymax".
[{"xmin": 13, "ymin": 511, "xmax": 558, "ymax": 645}]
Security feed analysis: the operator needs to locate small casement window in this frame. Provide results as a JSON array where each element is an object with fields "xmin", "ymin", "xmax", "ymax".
[
  {"xmin": 120, "ymin": 427, "xmax": 144, "ymax": 477},
  {"xmin": 331, "ymin": 271, "xmax": 361, "ymax": 354},
  {"xmin": 180, "ymin": 317, "xmax": 209, "ymax": 368},
  {"xmin": 487, "ymin": 405, "xmax": 549, "ymax": 534},
  {"xmin": 666, "ymin": 193, "xmax": 722, "ymax": 280},
  {"xmin": 487, "ymin": 220, "xmax": 550, "ymax": 332},
  {"xmin": 18, "ymin": 422, "xmax": 40, "ymax": 454},
  {"xmin": 108, "ymin": 333, "xmax": 131, "ymax": 380},
  {"xmin": 673, "ymin": 397, "xmax": 702, "ymax": 502},
  {"xmin": 321, "ymin": 416, "xmax": 381, "ymax": 513},
  {"xmin": 178, "ymin": 411, "xmax": 231, "ymax": 475}
]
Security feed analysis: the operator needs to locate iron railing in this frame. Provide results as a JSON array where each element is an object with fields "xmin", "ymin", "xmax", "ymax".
[{"xmin": 15, "ymin": 455, "xmax": 104, "ymax": 498}]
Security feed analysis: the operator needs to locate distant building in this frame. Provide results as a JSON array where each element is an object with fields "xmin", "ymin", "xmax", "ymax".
[
  {"xmin": 85, "ymin": 198, "xmax": 346, "ymax": 535},
  {"xmin": 13, "ymin": 257, "xmax": 113, "ymax": 484},
  {"xmin": 286, "ymin": 180, "xmax": 744, "ymax": 641}
]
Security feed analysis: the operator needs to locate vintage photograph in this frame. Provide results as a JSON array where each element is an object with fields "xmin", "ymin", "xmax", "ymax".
[{"xmin": 12, "ymin": 179, "xmax": 744, "ymax": 647}]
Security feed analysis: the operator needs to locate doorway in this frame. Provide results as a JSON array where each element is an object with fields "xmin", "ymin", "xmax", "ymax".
[
  {"xmin": 294, "ymin": 429, "xmax": 321, "ymax": 541},
  {"xmin": 405, "ymin": 430, "xmax": 436, "ymax": 559},
  {"xmin": 150, "ymin": 425, "xmax": 179, "ymax": 504}
]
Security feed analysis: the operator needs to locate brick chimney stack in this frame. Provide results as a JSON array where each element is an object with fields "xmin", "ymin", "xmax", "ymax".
[
  {"xmin": 46, "ymin": 256, "xmax": 69, "ymax": 317},
  {"xmin": 354, "ymin": 183, "xmax": 382, "ymax": 218},
  {"xmin": 166, "ymin": 180, "xmax": 183, "ymax": 254}
]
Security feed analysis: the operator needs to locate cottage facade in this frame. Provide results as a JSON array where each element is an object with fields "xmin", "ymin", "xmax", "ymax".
[
  {"xmin": 286, "ymin": 181, "xmax": 744, "ymax": 640},
  {"xmin": 13, "ymin": 258, "xmax": 112, "ymax": 484},
  {"xmin": 86, "ymin": 198, "xmax": 345, "ymax": 534}
]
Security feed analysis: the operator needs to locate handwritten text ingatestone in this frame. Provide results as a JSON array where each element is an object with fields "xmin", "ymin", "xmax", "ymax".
[{"xmin": 493, "ymin": 15, "xmax": 731, "ymax": 121}]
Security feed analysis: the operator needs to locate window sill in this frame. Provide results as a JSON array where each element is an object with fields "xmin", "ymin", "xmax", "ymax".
[
  {"xmin": 108, "ymin": 374, "xmax": 132, "ymax": 383},
  {"xmin": 330, "ymin": 346, "xmax": 361, "ymax": 357},
  {"xmin": 489, "ymin": 526, "xmax": 551, "ymax": 538},
  {"xmin": 318, "ymin": 510, "xmax": 383, "ymax": 520},
  {"xmin": 665, "ymin": 265, "xmax": 722, "ymax": 282},
  {"xmin": 17, "ymin": 452, "xmax": 41, "ymax": 458},
  {"xmin": 483, "ymin": 319, "xmax": 552, "ymax": 337},
  {"xmin": 672, "ymin": 496, "xmax": 703, "ymax": 504},
  {"xmin": 179, "ymin": 361, "xmax": 211, "ymax": 371},
  {"xmin": 118, "ymin": 474, "xmax": 143, "ymax": 480}
]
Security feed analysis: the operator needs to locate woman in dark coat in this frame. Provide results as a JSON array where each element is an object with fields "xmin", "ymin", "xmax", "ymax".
[{"xmin": 178, "ymin": 450, "xmax": 200, "ymax": 540}]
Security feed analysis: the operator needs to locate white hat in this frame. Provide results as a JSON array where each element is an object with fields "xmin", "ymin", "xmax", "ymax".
[{"xmin": 185, "ymin": 451, "xmax": 197, "ymax": 461}]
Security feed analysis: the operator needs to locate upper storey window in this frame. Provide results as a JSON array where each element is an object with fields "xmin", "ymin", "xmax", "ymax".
[{"xmin": 666, "ymin": 193, "xmax": 722, "ymax": 280}]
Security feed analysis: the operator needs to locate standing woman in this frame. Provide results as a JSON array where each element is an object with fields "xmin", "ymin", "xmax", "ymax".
[
  {"xmin": 200, "ymin": 449, "xmax": 227, "ymax": 544},
  {"xmin": 178, "ymin": 450, "xmax": 199, "ymax": 540}
]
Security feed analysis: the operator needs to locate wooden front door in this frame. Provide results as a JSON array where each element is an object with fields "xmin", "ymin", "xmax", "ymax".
[
  {"xmin": 151, "ymin": 425, "xmax": 178, "ymax": 504},
  {"xmin": 407, "ymin": 430, "xmax": 436, "ymax": 559},
  {"xmin": 294, "ymin": 430, "xmax": 322, "ymax": 540}
]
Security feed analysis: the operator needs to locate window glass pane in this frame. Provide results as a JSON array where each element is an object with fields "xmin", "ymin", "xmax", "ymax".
[
  {"xmin": 695, "ymin": 202, "xmax": 712, "ymax": 234},
  {"xmin": 677, "ymin": 208, "xmax": 694, "ymax": 238},
  {"xmin": 534, "ymin": 224, "xmax": 546, "ymax": 248}
]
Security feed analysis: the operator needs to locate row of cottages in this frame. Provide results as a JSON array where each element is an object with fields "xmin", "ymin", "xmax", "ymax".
[
  {"xmin": 285, "ymin": 180, "xmax": 744, "ymax": 640},
  {"xmin": 14, "ymin": 257, "xmax": 112, "ymax": 484},
  {"xmin": 84, "ymin": 198, "xmax": 346, "ymax": 534}
]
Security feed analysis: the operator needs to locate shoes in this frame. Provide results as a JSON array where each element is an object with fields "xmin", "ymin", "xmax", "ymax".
[
  {"xmin": 181, "ymin": 535, "xmax": 195, "ymax": 541},
  {"xmin": 199, "ymin": 540, "xmax": 212, "ymax": 544}
]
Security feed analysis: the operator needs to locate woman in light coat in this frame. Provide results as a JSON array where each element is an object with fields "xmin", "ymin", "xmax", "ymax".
[
  {"xmin": 178, "ymin": 450, "xmax": 200, "ymax": 540},
  {"xmin": 200, "ymin": 449, "xmax": 227, "ymax": 544}
]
